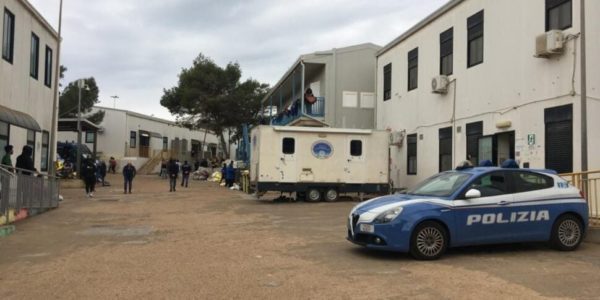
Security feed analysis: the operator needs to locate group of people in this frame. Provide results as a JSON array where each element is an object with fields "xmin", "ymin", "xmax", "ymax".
[
  {"xmin": 221, "ymin": 161, "xmax": 236, "ymax": 187},
  {"xmin": 159, "ymin": 159, "xmax": 193, "ymax": 192},
  {"xmin": 79, "ymin": 157, "xmax": 111, "ymax": 197},
  {"xmin": 1, "ymin": 144, "xmax": 37, "ymax": 175}
]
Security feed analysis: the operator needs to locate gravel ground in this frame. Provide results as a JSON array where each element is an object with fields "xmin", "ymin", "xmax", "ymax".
[{"xmin": 1, "ymin": 174, "xmax": 599, "ymax": 299}]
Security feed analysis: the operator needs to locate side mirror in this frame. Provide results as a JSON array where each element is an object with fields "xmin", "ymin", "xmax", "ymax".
[{"xmin": 465, "ymin": 189, "xmax": 481, "ymax": 199}]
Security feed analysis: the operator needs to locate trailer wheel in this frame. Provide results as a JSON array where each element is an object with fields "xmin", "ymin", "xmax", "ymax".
[
  {"xmin": 324, "ymin": 188, "xmax": 339, "ymax": 202},
  {"xmin": 306, "ymin": 189, "xmax": 321, "ymax": 202}
]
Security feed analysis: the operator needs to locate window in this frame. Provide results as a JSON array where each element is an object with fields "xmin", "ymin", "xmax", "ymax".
[
  {"xmin": 466, "ymin": 121, "xmax": 483, "ymax": 165},
  {"xmin": 30, "ymin": 33, "xmax": 39, "ymax": 79},
  {"xmin": 407, "ymin": 48, "xmax": 418, "ymax": 91},
  {"xmin": 465, "ymin": 172, "xmax": 507, "ymax": 198},
  {"xmin": 282, "ymin": 137, "xmax": 295, "ymax": 154},
  {"xmin": 513, "ymin": 172, "xmax": 554, "ymax": 193},
  {"xmin": 130, "ymin": 131, "xmax": 136, "ymax": 148},
  {"xmin": 467, "ymin": 10, "xmax": 484, "ymax": 68},
  {"xmin": 546, "ymin": 0, "xmax": 572, "ymax": 31},
  {"xmin": 350, "ymin": 140, "xmax": 362, "ymax": 156},
  {"xmin": 163, "ymin": 137, "xmax": 168, "ymax": 150},
  {"xmin": 0, "ymin": 121, "xmax": 8, "ymax": 156},
  {"xmin": 383, "ymin": 63, "xmax": 392, "ymax": 101},
  {"xmin": 27, "ymin": 130, "xmax": 35, "ymax": 162},
  {"xmin": 44, "ymin": 46, "xmax": 53, "ymax": 87},
  {"xmin": 439, "ymin": 127, "xmax": 452, "ymax": 172},
  {"xmin": 85, "ymin": 131, "xmax": 95, "ymax": 143},
  {"xmin": 407, "ymin": 172, "xmax": 471, "ymax": 198},
  {"xmin": 41, "ymin": 131, "xmax": 49, "ymax": 171},
  {"xmin": 2, "ymin": 8, "xmax": 15, "ymax": 63},
  {"xmin": 440, "ymin": 27, "xmax": 453, "ymax": 75},
  {"xmin": 407, "ymin": 134, "xmax": 417, "ymax": 175}
]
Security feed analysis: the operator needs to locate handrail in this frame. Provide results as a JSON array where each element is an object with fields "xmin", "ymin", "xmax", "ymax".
[{"xmin": 0, "ymin": 164, "xmax": 59, "ymax": 179}]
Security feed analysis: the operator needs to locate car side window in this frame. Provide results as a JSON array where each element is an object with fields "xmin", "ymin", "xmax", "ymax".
[
  {"xmin": 465, "ymin": 172, "xmax": 507, "ymax": 198},
  {"xmin": 513, "ymin": 172, "xmax": 554, "ymax": 193}
]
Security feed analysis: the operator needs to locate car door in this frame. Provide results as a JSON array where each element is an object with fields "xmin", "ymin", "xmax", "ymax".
[{"xmin": 452, "ymin": 171, "xmax": 515, "ymax": 245}]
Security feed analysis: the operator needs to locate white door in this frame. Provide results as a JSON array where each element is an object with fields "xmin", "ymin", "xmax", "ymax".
[{"xmin": 345, "ymin": 137, "xmax": 365, "ymax": 184}]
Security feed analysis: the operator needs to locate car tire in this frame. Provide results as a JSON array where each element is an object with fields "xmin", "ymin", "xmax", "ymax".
[
  {"xmin": 324, "ymin": 188, "xmax": 339, "ymax": 202},
  {"xmin": 306, "ymin": 188, "xmax": 321, "ymax": 202},
  {"xmin": 409, "ymin": 221, "xmax": 448, "ymax": 260},
  {"xmin": 550, "ymin": 214, "xmax": 584, "ymax": 251}
]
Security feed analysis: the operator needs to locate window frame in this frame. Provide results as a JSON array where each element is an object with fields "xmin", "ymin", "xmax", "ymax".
[
  {"xmin": 0, "ymin": 121, "xmax": 9, "ymax": 157},
  {"xmin": 546, "ymin": 0, "xmax": 572, "ymax": 31},
  {"xmin": 440, "ymin": 27, "xmax": 454, "ymax": 76},
  {"xmin": 350, "ymin": 140, "xmax": 363, "ymax": 157},
  {"xmin": 27, "ymin": 130, "xmax": 35, "ymax": 163},
  {"xmin": 44, "ymin": 46, "xmax": 53, "ymax": 87},
  {"xmin": 467, "ymin": 10, "xmax": 484, "ymax": 68},
  {"xmin": 41, "ymin": 131, "xmax": 49, "ymax": 172},
  {"xmin": 130, "ymin": 131, "xmax": 137, "ymax": 148},
  {"xmin": 407, "ymin": 134, "xmax": 417, "ymax": 175},
  {"xmin": 383, "ymin": 63, "xmax": 392, "ymax": 101},
  {"xmin": 512, "ymin": 171, "xmax": 554, "ymax": 194},
  {"xmin": 30, "ymin": 33, "xmax": 40, "ymax": 79},
  {"xmin": 2, "ymin": 8, "xmax": 15, "ymax": 63},
  {"xmin": 460, "ymin": 171, "xmax": 509, "ymax": 199},
  {"xmin": 282, "ymin": 137, "xmax": 295, "ymax": 154},
  {"xmin": 163, "ymin": 137, "xmax": 169, "ymax": 150},
  {"xmin": 85, "ymin": 131, "xmax": 95, "ymax": 143},
  {"xmin": 407, "ymin": 48, "xmax": 418, "ymax": 91},
  {"xmin": 439, "ymin": 127, "xmax": 453, "ymax": 172}
]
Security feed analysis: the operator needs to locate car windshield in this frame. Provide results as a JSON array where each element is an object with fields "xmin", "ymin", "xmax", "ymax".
[{"xmin": 406, "ymin": 172, "xmax": 472, "ymax": 197}]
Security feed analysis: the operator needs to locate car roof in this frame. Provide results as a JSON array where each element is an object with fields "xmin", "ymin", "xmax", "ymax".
[{"xmin": 453, "ymin": 167, "xmax": 558, "ymax": 176}]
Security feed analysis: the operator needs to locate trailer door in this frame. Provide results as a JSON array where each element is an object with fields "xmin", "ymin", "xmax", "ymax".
[
  {"xmin": 278, "ymin": 137, "xmax": 297, "ymax": 182},
  {"xmin": 345, "ymin": 137, "xmax": 366, "ymax": 184}
]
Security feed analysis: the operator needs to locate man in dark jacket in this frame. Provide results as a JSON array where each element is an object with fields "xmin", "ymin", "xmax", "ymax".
[
  {"xmin": 15, "ymin": 145, "xmax": 35, "ymax": 175},
  {"xmin": 80, "ymin": 158, "xmax": 97, "ymax": 197},
  {"xmin": 225, "ymin": 161, "xmax": 235, "ymax": 187},
  {"xmin": 122, "ymin": 162, "xmax": 136, "ymax": 194},
  {"xmin": 181, "ymin": 161, "xmax": 192, "ymax": 188},
  {"xmin": 168, "ymin": 159, "xmax": 179, "ymax": 192}
]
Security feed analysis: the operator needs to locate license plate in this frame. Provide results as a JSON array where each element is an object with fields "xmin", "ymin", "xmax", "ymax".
[{"xmin": 360, "ymin": 224, "xmax": 374, "ymax": 233}]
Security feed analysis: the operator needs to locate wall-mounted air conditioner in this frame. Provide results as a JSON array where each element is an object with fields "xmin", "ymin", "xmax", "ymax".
[
  {"xmin": 431, "ymin": 75, "xmax": 449, "ymax": 94},
  {"xmin": 535, "ymin": 30, "xmax": 565, "ymax": 58},
  {"xmin": 389, "ymin": 131, "xmax": 405, "ymax": 146}
]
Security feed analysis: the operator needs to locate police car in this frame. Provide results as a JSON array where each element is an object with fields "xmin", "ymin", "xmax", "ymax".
[{"xmin": 347, "ymin": 166, "xmax": 588, "ymax": 260}]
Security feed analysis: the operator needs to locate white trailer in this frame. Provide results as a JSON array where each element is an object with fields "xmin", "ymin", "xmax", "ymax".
[{"xmin": 250, "ymin": 126, "xmax": 390, "ymax": 201}]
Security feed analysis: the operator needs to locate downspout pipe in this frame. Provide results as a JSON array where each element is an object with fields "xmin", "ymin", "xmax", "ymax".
[
  {"xmin": 580, "ymin": 0, "xmax": 588, "ymax": 174},
  {"xmin": 49, "ymin": 0, "xmax": 63, "ymax": 175},
  {"xmin": 301, "ymin": 61, "xmax": 305, "ymax": 115}
]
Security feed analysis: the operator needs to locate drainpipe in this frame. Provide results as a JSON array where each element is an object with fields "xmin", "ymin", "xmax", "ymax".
[
  {"xmin": 301, "ymin": 61, "xmax": 305, "ymax": 115},
  {"xmin": 580, "ymin": 0, "xmax": 588, "ymax": 174},
  {"xmin": 292, "ymin": 70, "xmax": 297, "ymax": 114},
  {"xmin": 49, "ymin": 0, "xmax": 63, "ymax": 176},
  {"xmin": 450, "ymin": 78, "xmax": 457, "ymax": 169}
]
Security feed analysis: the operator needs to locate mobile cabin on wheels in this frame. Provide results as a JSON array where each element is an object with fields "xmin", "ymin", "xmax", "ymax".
[{"xmin": 250, "ymin": 126, "xmax": 390, "ymax": 202}]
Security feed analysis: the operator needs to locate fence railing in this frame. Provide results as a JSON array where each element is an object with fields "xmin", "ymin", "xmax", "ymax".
[
  {"xmin": 0, "ymin": 165, "xmax": 60, "ymax": 225},
  {"xmin": 560, "ymin": 170, "xmax": 600, "ymax": 219}
]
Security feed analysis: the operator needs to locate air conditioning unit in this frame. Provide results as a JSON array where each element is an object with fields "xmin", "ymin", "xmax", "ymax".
[
  {"xmin": 389, "ymin": 131, "xmax": 405, "ymax": 146},
  {"xmin": 535, "ymin": 30, "xmax": 565, "ymax": 57},
  {"xmin": 431, "ymin": 75, "xmax": 449, "ymax": 94}
]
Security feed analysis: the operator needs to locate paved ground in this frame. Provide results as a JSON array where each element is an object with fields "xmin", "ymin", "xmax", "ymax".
[{"xmin": 1, "ymin": 174, "xmax": 600, "ymax": 299}]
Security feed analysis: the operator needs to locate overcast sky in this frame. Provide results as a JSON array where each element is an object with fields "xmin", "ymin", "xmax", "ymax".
[{"xmin": 29, "ymin": 0, "xmax": 448, "ymax": 120}]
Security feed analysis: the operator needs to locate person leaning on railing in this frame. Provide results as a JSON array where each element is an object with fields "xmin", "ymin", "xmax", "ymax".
[{"xmin": 15, "ymin": 146, "xmax": 36, "ymax": 176}]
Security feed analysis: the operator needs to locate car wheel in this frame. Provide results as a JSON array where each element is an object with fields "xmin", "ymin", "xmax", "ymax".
[
  {"xmin": 324, "ymin": 188, "xmax": 339, "ymax": 202},
  {"xmin": 551, "ymin": 214, "xmax": 584, "ymax": 251},
  {"xmin": 410, "ymin": 221, "xmax": 448, "ymax": 260},
  {"xmin": 306, "ymin": 188, "xmax": 321, "ymax": 202}
]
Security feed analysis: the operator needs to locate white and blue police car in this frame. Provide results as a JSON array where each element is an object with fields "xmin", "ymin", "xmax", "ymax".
[{"xmin": 347, "ymin": 166, "xmax": 588, "ymax": 260}]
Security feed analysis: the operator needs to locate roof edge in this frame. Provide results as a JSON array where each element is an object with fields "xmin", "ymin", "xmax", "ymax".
[{"xmin": 19, "ymin": 0, "xmax": 60, "ymax": 40}]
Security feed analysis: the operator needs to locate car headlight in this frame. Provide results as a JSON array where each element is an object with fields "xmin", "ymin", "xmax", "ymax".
[{"xmin": 374, "ymin": 206, "xmax": 403, "ymax": 224}]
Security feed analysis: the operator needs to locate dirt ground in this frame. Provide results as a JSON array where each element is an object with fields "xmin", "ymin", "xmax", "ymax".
[{"xmin": 1, "ymin": 173, "xmax": 600, "ymax": 299}]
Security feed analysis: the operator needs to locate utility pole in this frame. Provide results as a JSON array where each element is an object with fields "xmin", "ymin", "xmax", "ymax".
[
  {"xmin": 76, "ymin": 79, "xmax": 85, "ymax": 174},
  {"xmin": 110, "ymin": 95, "xmax": 119, "ymax": 108},
  {"xmin": 49, "ymin": 0, "xmax": 63, "ymax": 176}
]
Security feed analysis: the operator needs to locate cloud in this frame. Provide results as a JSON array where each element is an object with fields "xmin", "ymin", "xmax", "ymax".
[{"xmin": 28, "ymin": 0, "xmax": 449, "ymax": 119}]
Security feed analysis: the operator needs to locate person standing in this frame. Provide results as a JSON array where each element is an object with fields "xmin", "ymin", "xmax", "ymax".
[
  {"xmin": 15, "ymin": 145, "xmax": 36, "ymax": 175},
  {"xmin": 181, "ymin": 161, "xmax": 192, "ymax": 188},
  {"xmin": 220, "ymin": 163, "xmax": 227, "ymax": 185},
  {"xmin": 122, "ymin": 162, "xmax": 136, "ymax": 194},
  {"xmin": 99, "ymin": 160, "xmax": 108, "ymax": 186},
  {"xmin": 80, "ymin": 158, "xmax": 97, "ymax": 197},
  {"xmin": 109, "ymin": 157, "xmax": 117, "ymax": 174},
  {"xmin": 225, "ymin": 161, "xmax": 235, "ymax": 187},
  {"xmin": 168, "ymin": 159, "xmax": 179, "ymax": 192},
  {"xmin": 2, "ymin": 145, "xmax": 13, "ymax": 169}
]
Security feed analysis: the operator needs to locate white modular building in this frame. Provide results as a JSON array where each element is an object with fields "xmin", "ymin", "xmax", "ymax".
[
  {"xmin": 376, "ymin": 0, "xmax": 599, "ymax": 189},
  {"xmin": 0, "ymin": 0, "xmax": 59, "ymax": 173},
  {"xmin": 58, "ymin": 106, "xmax": 224, "ymax": 170}
]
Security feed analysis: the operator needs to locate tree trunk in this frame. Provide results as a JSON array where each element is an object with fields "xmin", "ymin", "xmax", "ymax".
[{"xmin": 219, "ymin": 133, "xmax": 229, "ymax": 159}]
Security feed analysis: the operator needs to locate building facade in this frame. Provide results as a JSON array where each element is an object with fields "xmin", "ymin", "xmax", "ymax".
[
  {"xmin": 376, "ymin": 0, "xmax": 599, "ymax": 188},
  {"xmin": 0, "ymin": 0, "xmax": 59, "ymax": 173},
  {"xmin": 58, "ymin": 107, "xmax": 223, "ymax": 169},
  {"xmin": 263, "ymin": 43, "xmax": 381, "ymax": 129}
]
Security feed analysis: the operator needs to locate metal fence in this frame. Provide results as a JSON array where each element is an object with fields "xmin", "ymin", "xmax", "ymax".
[
  {"xmin": 1, "ymin": 166, "xmax": 60, "ymax": 225},
  {"xmin": 560, "ymin": 170, "xmax": 600, "ymax": 219}
]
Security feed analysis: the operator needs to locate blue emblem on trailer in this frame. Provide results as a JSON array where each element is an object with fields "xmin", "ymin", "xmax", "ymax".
[{"xmin": 312, "ymin": 141, "xmax": 333, "ymax": 159}]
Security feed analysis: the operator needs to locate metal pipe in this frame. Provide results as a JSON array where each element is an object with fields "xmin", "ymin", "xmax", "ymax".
[
  {"xmin": 580, "ymin": 0, "xmax": 588, "ymax": 173},
  {"xmin": 269, "ymin": 95, "xmax": 273, "ymax": 124},
  {"xmin": 76, "ymin": 79, "xmax": 83, "ymax": 174},
  {"xmin": 48, "ymin": 0, "xmax": 63, "ymax": 176},
  {"xmin": 451, "ymin": 78, "xmax": 457, "ymax": 168},
  {"xmin": 301, "ymin": 61, "xmax": 305, "ymax": 115}
]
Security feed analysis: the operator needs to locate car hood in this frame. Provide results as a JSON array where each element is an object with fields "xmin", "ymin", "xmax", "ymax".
[{"xmin": 352, "ymin": 194, "xmax": 437, "ymax": 214}]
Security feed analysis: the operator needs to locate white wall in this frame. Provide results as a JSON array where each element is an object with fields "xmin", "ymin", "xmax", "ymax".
[
  {"xmin": 0, "ymin": 0, "xmax": 59, "ymax": 172},
  {"xmin": 377, "ymin": 0, "xmax": 599, "ymax": 188}
]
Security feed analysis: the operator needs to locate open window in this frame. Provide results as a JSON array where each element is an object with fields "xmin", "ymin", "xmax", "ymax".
[
  {"xmin": 350, "ymin": 140, "xmax": 362, "ymax": 157},
  {"xmin": 282, "ymin": 137, "xmax": 295, "ymax": 154}
]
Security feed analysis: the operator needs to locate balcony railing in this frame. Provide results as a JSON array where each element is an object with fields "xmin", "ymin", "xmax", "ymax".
[
  {"xmin": 271, "ymin": 97, "xmax": 325, "ymax": 126},
  {"xmin": 561, "ymin": 170, "xmax": 600, "ymax": 220}
]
